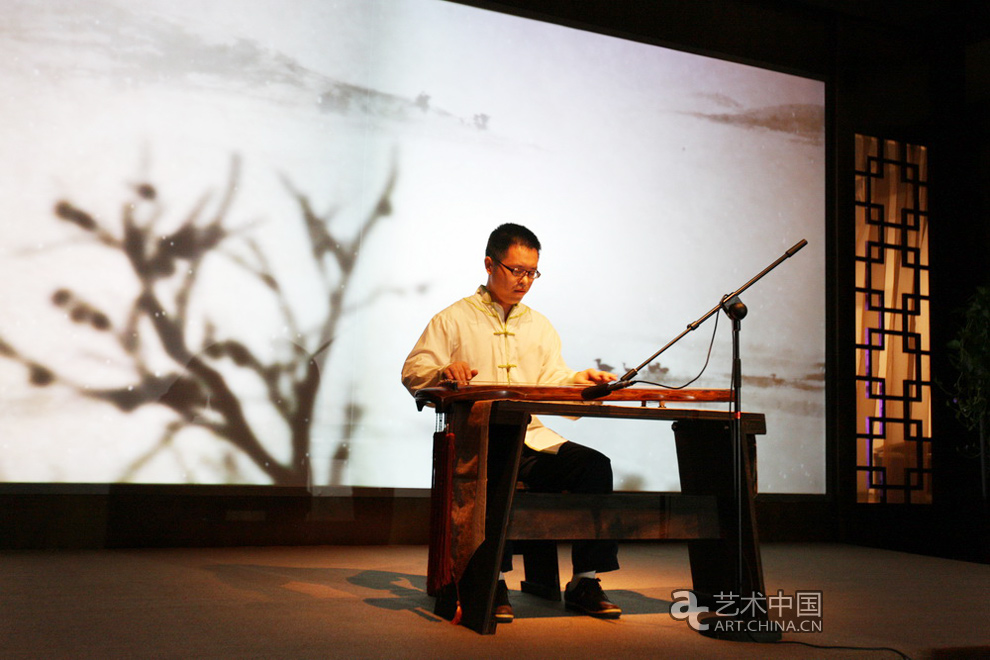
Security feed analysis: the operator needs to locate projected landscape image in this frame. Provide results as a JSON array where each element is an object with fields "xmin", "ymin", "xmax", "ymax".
[{"xmin": 0, "ymin": 0, "xmax": 826, "ymax": 492}]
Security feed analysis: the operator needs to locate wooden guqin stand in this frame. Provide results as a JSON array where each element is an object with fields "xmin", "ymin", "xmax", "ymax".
[{"xmin": 415, "ymin": 384, "xmax": 773, "ymax": 636}]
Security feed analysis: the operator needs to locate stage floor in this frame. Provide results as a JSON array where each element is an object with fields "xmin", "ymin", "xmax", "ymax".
[{"xmin": 1, "ymin": 542, "xmax": 987, "ymax": 660}]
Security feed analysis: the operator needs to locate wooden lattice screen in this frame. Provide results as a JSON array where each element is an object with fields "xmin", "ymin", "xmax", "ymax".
[{"xmin": 854, "ymin": 134, "xmax": 932, "ymax": 504}]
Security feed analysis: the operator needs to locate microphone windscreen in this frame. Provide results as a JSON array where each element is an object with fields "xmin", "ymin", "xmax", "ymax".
[{"xmin": 580, "ymin": 382, "xmax": 611, "ymax": 400}]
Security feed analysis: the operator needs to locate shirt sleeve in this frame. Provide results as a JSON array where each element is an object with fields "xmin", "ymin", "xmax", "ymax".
[{"xmin": 400, "ymin": 313, "xmax": 452, "ymax": 394}]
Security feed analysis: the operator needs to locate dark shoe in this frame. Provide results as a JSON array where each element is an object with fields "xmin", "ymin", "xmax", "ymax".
[
  {"xmin": 565, "ymin": 577, "xmax": 621, "ymax": 619},
  {"xmin": 494, "ymin": 580, "xmax": 514, "ymax": 623}
]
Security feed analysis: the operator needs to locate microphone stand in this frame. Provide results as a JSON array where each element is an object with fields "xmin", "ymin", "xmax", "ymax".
[{"xmin": 587, "ymin": 239, "xmax": 807, "ymax": 642}]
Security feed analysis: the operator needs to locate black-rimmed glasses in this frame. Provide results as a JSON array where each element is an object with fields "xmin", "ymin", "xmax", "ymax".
[{"xmin": 493, "ymin": 258, "xmax": 541, "ymax": 280}]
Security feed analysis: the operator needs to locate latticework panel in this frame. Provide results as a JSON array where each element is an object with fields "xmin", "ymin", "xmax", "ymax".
[{"xmin": 854, "ymin": 135, "xmax": 932, "ymax": 504}]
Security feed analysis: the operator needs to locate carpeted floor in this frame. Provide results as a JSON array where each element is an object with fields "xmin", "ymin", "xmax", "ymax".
[{"xmin": 1, "ymin": 542, "xmax": 987, "ymax": 660}]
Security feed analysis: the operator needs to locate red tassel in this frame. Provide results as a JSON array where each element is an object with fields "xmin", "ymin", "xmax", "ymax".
[{"xmin": 450, "ymin": 602, "xmax": 462, "ymax": 626}]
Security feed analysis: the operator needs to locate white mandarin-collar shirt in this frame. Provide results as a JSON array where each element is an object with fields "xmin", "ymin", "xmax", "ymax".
[{"xmin": 402, "ymin": 286, "xmax": 579, "ymax": 452}]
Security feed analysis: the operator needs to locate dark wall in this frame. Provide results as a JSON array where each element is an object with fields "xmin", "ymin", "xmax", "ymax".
[{"xmin": 1, "ymin": 485, "xmax": 431, "ymax": 550}]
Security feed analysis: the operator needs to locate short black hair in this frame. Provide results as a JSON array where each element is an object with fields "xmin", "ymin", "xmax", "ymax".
[{"xmin": 485, "ymin": 223, "xmax": 541, "ymax": 261}]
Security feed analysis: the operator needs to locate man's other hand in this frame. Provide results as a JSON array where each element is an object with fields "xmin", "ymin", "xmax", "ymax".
[{"xmin": 573, "ymin": 369, "xmax": 618, "ymax": 385}]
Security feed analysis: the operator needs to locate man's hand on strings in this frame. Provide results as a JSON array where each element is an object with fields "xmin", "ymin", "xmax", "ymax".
[{"xmin": 442, "ymin": 361, "xmax": 479, "ymax": 386}]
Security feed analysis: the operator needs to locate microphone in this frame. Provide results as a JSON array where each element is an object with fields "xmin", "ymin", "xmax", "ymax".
[{"xmin": 581, "ymin": 379, "xmax": 634, "ymax": 400}]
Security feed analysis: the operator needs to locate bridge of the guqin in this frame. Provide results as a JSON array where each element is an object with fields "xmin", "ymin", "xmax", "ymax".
[{"xmin": 414, "ymin": 384, "xmax": 775, "ymax": 636}]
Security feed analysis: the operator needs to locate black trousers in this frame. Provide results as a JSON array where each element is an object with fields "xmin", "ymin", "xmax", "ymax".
[{"xmin": 500, "ymin": 441, "xmax": 620, "ymax": 575}]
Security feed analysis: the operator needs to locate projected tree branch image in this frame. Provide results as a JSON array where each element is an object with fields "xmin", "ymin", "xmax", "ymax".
[
  {"xmin": 1, "ymin": 0, "xmax": 826, "ymax": 493},
  {"xmin": 0, "ymin": 158, "xmax": 396, "ymax": 485}
]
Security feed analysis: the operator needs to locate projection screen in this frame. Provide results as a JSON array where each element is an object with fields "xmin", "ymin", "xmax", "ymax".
[{"xmin": 0, "ymin": 0, "xmax": 826, "ymax": 493}]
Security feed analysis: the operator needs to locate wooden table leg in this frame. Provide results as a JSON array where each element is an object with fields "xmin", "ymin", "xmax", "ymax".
[
  {"xmin": 455, "ymin": 417, "xmax": 528, "ymax": 634},
  {"xmin": 673, "ymin": 419, "xmax": 768, "ymax": 606}
]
